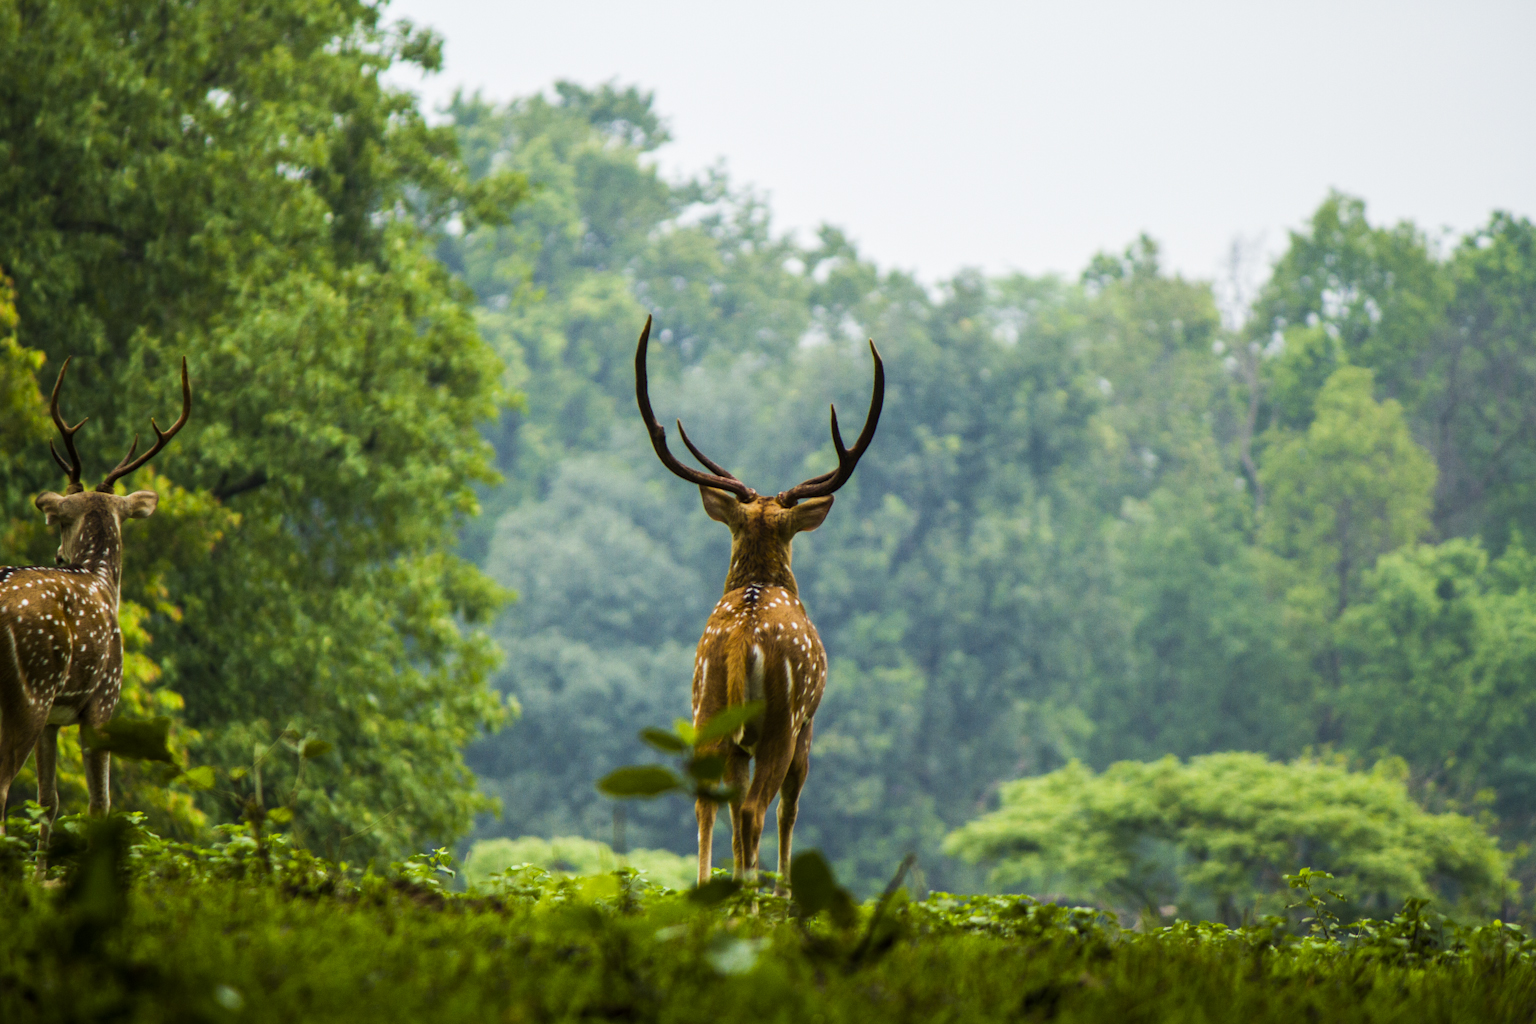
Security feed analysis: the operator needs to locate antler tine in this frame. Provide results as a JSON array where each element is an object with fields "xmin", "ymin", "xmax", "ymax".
[
  {"xmin": 635, "ymin": 317, "xmax": 756, "ymax": 502},
  {"xmin": 776, "ymin": 340, "xmax": 884, "ymax": 506},
  {"xmin": 676, "ymin": 419, "xmax": 740, "ymax": 481},
  {"xmin": 96, "ymin": 357, "xmax": 192, "ymax": 493},
  {"xmin": 48, "ymin": 356, "xmax": 88, "ymax": 494}
]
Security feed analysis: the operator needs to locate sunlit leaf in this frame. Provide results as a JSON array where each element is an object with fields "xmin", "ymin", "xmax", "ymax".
[
  {"xmin": 179, "ymin": 766, "xmax": 216, "ymax": 791},
  {"xmin": 695, "ymin": 702, "xmax": 765, "ymax": 745}
]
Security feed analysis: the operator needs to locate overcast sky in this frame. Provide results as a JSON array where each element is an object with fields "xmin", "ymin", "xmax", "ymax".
[{"xmin": 384, "ymin": 1, "xmax": 1534, "ymax": 285}]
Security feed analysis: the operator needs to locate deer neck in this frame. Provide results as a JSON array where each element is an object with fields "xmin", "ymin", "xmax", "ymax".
[
  {"xmin": 67, "ymin": 509, "xmax": 125, "ymax": 599},
  {"xmin": 723, "ymin": 531, "xmax": 798, "ymax": 596}
]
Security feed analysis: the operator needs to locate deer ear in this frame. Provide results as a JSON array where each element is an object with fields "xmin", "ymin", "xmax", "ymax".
[
  {"xmin": 785, "ymin": 495, "xmax": 834, "ymax": 534},
  {"xmin": 35, "ymin": 492, "xmax": 65, "ymax": 525},
  {"xmin": 700, "ymin": 485, "xmax": 748, "ymax": 526},
  {"xmin": 123, "ymin": 490, "xmax": 159, "ymax": 519}
]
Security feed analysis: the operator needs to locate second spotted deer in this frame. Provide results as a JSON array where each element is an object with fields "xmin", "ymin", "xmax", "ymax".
[{"xmin": 634, "ymin": 316, "xmax": 883, "ymax": 892}]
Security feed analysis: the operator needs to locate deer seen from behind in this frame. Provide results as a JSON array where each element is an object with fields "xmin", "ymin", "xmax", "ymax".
[
  {"xmin": 0, "ymin": 357, "xmax": 191, "ymax": 851},
  {"xmin": 635, "ymin": 316, "xmax": 883, "ymax": 892}
]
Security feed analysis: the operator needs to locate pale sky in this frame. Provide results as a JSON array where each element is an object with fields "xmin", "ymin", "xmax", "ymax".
[{"xmin": 384, "ymin": 1, "xmax": 1535, "ymax": 285}]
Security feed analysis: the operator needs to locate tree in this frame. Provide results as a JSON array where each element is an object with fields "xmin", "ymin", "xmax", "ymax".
[
  {"xmin": 0, "ymin": 0, "xmax": 524, "ymax": 859},
  {"xmin": 944, "ymin": 753, "xmax": 1509, "ymax": 923},
  {"xmin": 1421, "ymin": 214, "xmax": 1536, "ymax": 546}
]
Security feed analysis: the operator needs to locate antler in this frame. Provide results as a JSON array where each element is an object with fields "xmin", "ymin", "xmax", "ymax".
[
  {"xmin": 95, "ymin": 357, "xmax": 192, "ymax": 493},
  {"xmin": 775, "ymin": 340, "xmax": 884, "ymax": 507},
  {"xmin": 48, "ymin": 356, "xmax": 88, "ymax": 494},
  {"xmin": 635, "ymin": 316, "xmax": 757, "ymax": 502}
]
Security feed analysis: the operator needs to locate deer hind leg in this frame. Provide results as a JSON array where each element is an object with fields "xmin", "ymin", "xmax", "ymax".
[
  {"xmin": 33, "ymin": 723, "xmax": 61, "ymax": 866},
  {"xmin": 723, "ymin": 748, "xmax": 751, "ymax": 881},
  {"xmin": 775, "ymin": 723, "xmax": 813, "ymax": 896}
]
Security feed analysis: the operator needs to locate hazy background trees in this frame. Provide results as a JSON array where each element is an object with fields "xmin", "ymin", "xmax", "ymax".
[
  {"xmin": 438, "ymin": 85, "xmax": 1536, "ymax": 897},
  {"xmin": 3, "ymin": 3, "xmax": 1534, "ymax": 911}
]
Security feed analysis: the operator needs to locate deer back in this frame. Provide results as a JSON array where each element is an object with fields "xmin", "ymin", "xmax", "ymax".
[
  {"xmin": 692, "ymin": 581, "xmax": 827, "ymax": 753},
  {"xmin": 0, "ymin": 563, "xmax": 123, "ymax": 726}
]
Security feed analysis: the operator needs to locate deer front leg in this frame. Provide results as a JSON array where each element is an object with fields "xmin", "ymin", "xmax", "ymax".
[
  {"xmin": 34, "ymin": 724, "xmax": 60, "ymax": 865},
  {"xmin": 0, "ymin": 706, "xmax": 46, "ymax": 839},
  {"xmin": 695, "ymin": 797, "xmax": 717, "ymax": 886}
]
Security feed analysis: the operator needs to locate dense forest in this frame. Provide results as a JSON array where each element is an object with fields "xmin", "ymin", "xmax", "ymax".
[
  {"xmin": 3, "ymin": 1, "xmax": 1535, "ymax": 918},
  {"xmin": 438, "ymin": 82, "xmax": 1536, "ymax": 902}
]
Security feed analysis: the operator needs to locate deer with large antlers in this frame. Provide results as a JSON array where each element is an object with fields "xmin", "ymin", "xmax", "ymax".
[
  {"xmin": 635, "ymin": 316, "xmax": 883, "ymax": 891},
  {"xmin": 0, "ymin": 357, "xmax": 190, "ymax": 849}
]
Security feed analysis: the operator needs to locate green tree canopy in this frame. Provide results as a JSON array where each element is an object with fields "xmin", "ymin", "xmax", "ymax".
[
  {"xmin": 0, "ymin": 0, "xmax": 524, "ymax": 859},
  {"xmin": 944, "ymin": 753, "xmax": 1509, "ymax": 923}
]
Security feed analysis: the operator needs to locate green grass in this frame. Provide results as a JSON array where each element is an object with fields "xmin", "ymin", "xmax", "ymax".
[{"xmin": 4, "ymin": 815, "xmax": 1536, "ymax": 1023}]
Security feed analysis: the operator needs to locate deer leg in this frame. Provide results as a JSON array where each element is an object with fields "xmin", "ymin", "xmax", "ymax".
[
  {"xmin": 86, "ymin": 745, "xmax": 110, "ymax": 818},
  {"xmin": 775, "ymin": 724, "xmax": 813, "ymax": 896},
  {"xmin": 0, "ymin": 709, "xmax": 46, "ymax": 839},
  {"xmin": 34, "ymin": 724, "xmax": 60, "ymax": 865},
  {"xmin": 695, "ymin": 796, "xmax": 717, "ymax": 886},
  {"xmin": 723, "ymin": 749, "xmax": 751, "ymax": 880}
]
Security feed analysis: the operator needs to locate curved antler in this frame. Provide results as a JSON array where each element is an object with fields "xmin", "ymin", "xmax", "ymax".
[
  {"xmin": 775, "ymin": 340, "xmax": 884, "ymax": 507},
  {"xmin": 635, "ymin": 316, "xmax": 756, "ymax": 502},
  {"xmin": 48, "ymin": 356, "xmax": 88, "ymax": 495},
  {"xmin": 96, "ymin": 357, "xmax": 192, "ymax": 493}
]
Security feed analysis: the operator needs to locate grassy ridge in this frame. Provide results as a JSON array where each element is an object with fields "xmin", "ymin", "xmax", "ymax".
[{"xmin": 4, "ymin": 817, "xmax": 1536, "ymax": 1022}]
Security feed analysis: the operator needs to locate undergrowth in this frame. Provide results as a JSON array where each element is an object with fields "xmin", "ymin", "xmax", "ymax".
[{"xmin": 3, "ymin": 811, "xmax": 1535, "ymax": 1022}]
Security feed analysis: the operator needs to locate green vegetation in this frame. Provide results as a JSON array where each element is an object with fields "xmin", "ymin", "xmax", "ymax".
[
  {"xmin": 446, "ymin": 84, "xmax": 1536, "ymax": 902},
  {"xmin": 3, "ymin": 2, "xmax": 1536, "ymax": 998},
  {"xmin": 944, "ymin": 753, "xmax": 1510, "ymax": 923},
  {"xmin": 0, "ymin": 0, "xmax": 521, "ymax": 858},
  {"xmin": 462, "ymin": 835, "xmax": 696, "ymax": 890},
  {"xmin": 6, "ymin": 821, "xmax": 1536, "ymax": 1023}
]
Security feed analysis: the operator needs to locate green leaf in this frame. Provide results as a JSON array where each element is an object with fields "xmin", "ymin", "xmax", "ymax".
[
  {"xmin": 81, "ymin": 717, "xmax": 176, "ymax": 764},
  {"xmin": 179, "ymin": 766, "xmax": 216, "ymax": 791},
  {"xmin": 596, "ymin": 766, "xmax": 685, "ymax": 799},
  {"xmin": 791, "ymin": 850, "xmax": 858, "ymax": 928},
  {"xmin": 695, "ymin": 702, "xmax": 765, "ymax": 745},
  {"xmin": 688, "ymin": 876, "xmax": 741, "ymax": 906},
  {"xmin": 300, "ymin": 738, "xmax": 333, "ymax": 759},
  {"xmin": 639, "ymin": 728, "xmax": 688, "ymax": 754},
  {"xmin": 267, "ymin": 806, "xmax": 295, "ymax": 825},
  {"xmin": 685, "ymin": 754, "xmax": 726, "ymax": 782},
  {"xmin": 671, "ymin": 719, "xmax": 698, "ymax": 746}
]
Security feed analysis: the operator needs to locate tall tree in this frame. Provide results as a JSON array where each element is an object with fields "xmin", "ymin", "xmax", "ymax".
[{"xmin": 0, "ymin": 0, "xmax": 523, "ymax": 859}]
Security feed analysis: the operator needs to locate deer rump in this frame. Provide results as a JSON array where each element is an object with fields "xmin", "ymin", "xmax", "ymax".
[{"xmin": 693, "ymin": 584, "xmax": 825, "ymax": 776}]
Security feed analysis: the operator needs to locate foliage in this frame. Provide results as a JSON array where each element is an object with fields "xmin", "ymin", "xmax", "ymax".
[
  {"xmin": 943, "ymin": 753, "xmax": 1511, "ymax": 923},
  {"xmin": 0, "ymin": 0, "xmax": 524, "ymax": 859},
  {"xmin": 443, "ymin": 83, "xmax": 1536, "ymax": 898},
  {"xmin": 462, "ymin": 835, "xmax": 696, "ymax": 891},
  {"xmin": 5, "ymin": 822, "xmax": 1536, "ymax": 1023}
]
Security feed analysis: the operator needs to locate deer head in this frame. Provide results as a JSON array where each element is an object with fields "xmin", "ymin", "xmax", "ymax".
[
  {"xmin": 634, "ymin": 314, "xmax": 884, "ymax": 594},
  {"xmin": 33, "ymin": 356, "xmax": 190, "ymax": 579}
]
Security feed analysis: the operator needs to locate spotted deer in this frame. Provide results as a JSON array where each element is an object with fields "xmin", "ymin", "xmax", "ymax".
[
  {"xmin": 0, "ymin": 356, "xmax": 190, "ymax": 848},
  {"xmin": 635, "ymin": 316, "xmax": 883, "ymax": 891}
]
